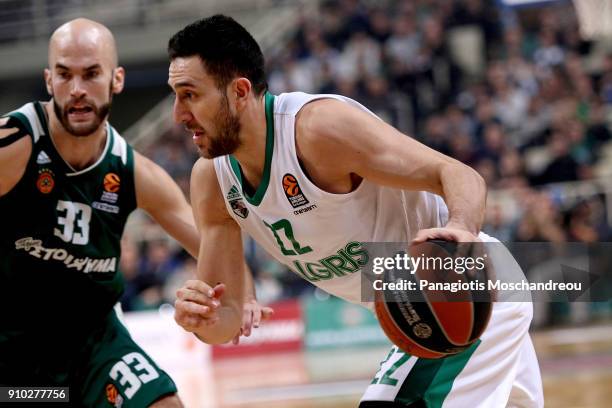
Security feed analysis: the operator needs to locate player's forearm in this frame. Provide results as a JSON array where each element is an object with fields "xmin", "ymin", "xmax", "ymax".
[
  {"xmin": 439, "ymin": 162, "xmax": 486, "ymax": 235},
  {"xmin": 160, "ymin": 213, "xmax": 200, "ymax": 258},
  {"xmin": 193, "ymin": 304, "xmax": 243, "ymax": 344}
]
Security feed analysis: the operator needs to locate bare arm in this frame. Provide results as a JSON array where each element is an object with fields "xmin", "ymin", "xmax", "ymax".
[
  {"xmin": 134, "ymin": 151, "xmax": 199, "ymax": 257},
  {"xmin": 178, "ymin": 158, "xmax": 245, "ymax": 344},
  {"xmin": 295, "ymin": 99, "xmax": 486, "ymax": 236},
  {"xmin": 0, "ymin": 117, "xmax": 31, "ymax": 197}
]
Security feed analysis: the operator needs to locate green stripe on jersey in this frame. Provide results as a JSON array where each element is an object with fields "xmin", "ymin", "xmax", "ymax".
[
  {"xmin": 396, "ymin": 340, "xmax": 480, "ymax": 407},
  {"xmin": 6, "ymin": 112, "xmax": 34, "ymax": 137},
  {"xmin": 229, "ymin": 92, "xmax": 275, "ymax": 206}
]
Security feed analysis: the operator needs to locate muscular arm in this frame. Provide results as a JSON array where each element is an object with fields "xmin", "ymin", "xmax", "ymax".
[
  {"xmin": 189, "ymin": 158, "xmax": 245, "ymax": 344},
  {"xmin": 0, "ymin": 117, "xmax": 32, "ymax": 197},
  {"xmin": 134, "ymin": 152, "xmax": 200, "ymax": 257},
  {"xmin": 295, "ymin": 99, "xmax": 486, "ymax": 235}
]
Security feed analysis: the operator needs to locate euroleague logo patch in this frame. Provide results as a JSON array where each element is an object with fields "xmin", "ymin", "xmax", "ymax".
[
  {"xmin": 282, "ymin": 173, "xmax": 309, "ymax": 208},
  {"xmin": 103, "ymin": 173, "xmax": 121, "ymax": 193},
  {"xmin": 36, "ymin": 168, "xmax": 55, "ymax": 194},
  {"xmin": 105, "ymin": 383, "xmax": 123, "ymax": 407}
]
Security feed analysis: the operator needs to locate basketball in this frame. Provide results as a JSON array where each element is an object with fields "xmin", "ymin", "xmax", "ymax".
[{"xmin": 375, "ymin": 239, "xmax": 493, "ymax": 359}]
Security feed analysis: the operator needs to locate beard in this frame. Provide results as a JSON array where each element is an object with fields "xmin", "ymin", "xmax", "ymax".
[
  {"xmin": 203, "ymin": 92, "xmax": 242, "ymax": 158},
  {"xmin": 53, "ymin": 82, "xmax": 113, "ymax": 137}
]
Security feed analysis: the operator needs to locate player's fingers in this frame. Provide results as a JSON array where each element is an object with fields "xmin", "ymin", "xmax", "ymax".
[
  {"xmin": 242, "ymin": 307, "xmax": 253, "ymax": 336},
  {"xmin": 252, "ymin": 307, "xmax": 262, "ymax": 329},
  {"xmin": 179, "ymin": 299, "xmax": 211, "ymax": 316},
  {"xmin": 412, "ymin": 228, "xmax": 464, "ymax": 244},
  {"xmin": 176, "ymin": 288, "xmax": 220, "ymax": 309},
  {"xmin": 261, "ymin": 307, "xmax": 274, "ymax": 321},
  {"xmin": 184, "ymin": 279, "xmax": 215, "ymax": 297},
  {"xmin": 174, "ymin": 307, "xmax": 203, "ymax": 330},
  {"xmin": 412, "ymin": 228, "xmax": 449, "ymax": 244},
  {"xmin": 232, "ymin": 328, "xmax": 243, "ymax": 345},
  {"xmin": 212, "ymin": 283, "xmax": 226, "ymax": 299}
]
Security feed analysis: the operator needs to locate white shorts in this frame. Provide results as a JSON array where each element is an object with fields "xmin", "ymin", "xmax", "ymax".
[
  {"xmin": 361, "ymin": 233, "xmax": 543, "ymax": 407},
  {"xmin": 360, "ymin": 301, "xmax": 543, "ymax": 407}
]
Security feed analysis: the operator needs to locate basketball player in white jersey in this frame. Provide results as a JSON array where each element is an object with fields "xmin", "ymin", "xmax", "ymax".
[{"xmin": 169, "ymin": 15, "xmax": 544, "ymax": 407}]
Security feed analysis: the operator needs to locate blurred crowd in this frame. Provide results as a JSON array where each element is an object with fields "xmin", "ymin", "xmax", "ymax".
[{"xmin": 120, "ymin": 0, "xmax": 612, "ymax": 324}]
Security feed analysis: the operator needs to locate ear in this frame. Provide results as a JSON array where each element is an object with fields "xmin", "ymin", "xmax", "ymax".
[
  {"xmin": 231, "ymin": 77, "xmax": 252, "ymax": 112},
  {"xmin": 44, "ymin": 68, "xmax": 53, "ymax": 95},
  {"xmin": 111, "ymin": 66, "xmax": 125, "ymax": 94}
]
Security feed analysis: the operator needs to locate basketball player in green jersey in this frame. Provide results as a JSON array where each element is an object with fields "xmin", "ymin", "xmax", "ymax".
[
  {"xmin": 169, "ymin": 15, "xmax": 543, "ymax": 408},
  {"xmin": 0, "ymin": 18, "xmax": 269, "ymax": 407}
]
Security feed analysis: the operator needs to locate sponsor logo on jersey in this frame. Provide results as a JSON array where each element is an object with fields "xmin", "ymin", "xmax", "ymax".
[
  {"xmin": 36, "ymin": 168, "xmax": 54, "ymax": 194},
  {"xmin": 101, "ymin": 191, "xmax": 118, "ymax": 203},
  {"xmin": 105, "ymin": 383, "xmax": 123, "ymax": 407},
  {"xmin": 227, "ymin": 185, "xmax": 249, "ymax": 219},
  {"xmin": 290, "ymin": 241, "xmax": 369, "ymax": 282},
  {"xmin": 15, "ymin": 237, "xmax": 118, "ymax": 273},
  {"xmin": 293, "ymin": 204, "xmax": 317, "ymax": 216},
  {"xmin": 36, "ymin": 150, "xmax": 51, "ymax": 164},
  {"xmin": 282, "ymin": 173, "xmax": 310, "ymax": 209},
  {"xmin": 104, "ymin": 173, "xmax": 120, "ymax": 193},
  {"xmin": 93, "ymin": 201, "xmax": 120, "ymax": 214}
]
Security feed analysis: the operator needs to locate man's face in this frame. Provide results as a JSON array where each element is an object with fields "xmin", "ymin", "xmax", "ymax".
[
  {"xmin": 46, "ymin": 53, "xmax": 115, "ymax": 137},
  {"xmin": 168, "ymin": 56, "xmax": 241, "ymax": 158}
]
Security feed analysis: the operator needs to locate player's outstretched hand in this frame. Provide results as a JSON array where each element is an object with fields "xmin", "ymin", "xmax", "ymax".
[
  {"xmin": 412, "ymin": 224, "xmax": 480, "ymax": 245},
  {"xmin": 174, "ymin": 280, "xmax": 224, "ymax": 333},
  {"xmin": 232, "ymin": 298, "xmax": 274, "ymax": 345}
]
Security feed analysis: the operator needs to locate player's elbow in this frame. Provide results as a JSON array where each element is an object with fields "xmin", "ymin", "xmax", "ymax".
[{"xmin": 444, "ymin": 160, "xmax": 487, "ymax": 192}]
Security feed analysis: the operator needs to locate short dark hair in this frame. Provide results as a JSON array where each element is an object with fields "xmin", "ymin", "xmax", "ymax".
[{"xmin": 168, "ymin": 14, "xmax": 267, "ymax": 95}]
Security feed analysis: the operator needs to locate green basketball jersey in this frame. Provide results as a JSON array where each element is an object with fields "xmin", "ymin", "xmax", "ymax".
[{"xmin": 0, "ymin": 102, "xmax": 137, "ymax": 351}]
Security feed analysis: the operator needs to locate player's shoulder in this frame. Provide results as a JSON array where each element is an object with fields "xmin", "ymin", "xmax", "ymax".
[
  {"xmin": 108, "ymin": 126, "xmax": 132, "ymax": 166},
  {"xmin": 190, "ymin": 157, "xmax": 231, "ymax": 222},
  {"xmin": 294, "ymin": 97, "xmax": 358, "ymax": 157},
  {"xmin": 191, "ymin": 157, "xmax": 218, "ymax": 190}
]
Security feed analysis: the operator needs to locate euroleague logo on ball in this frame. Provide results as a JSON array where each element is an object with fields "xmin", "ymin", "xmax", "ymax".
[
  {"xmin": 103, "ymin": 173, "xmax": 120, "ymax": 193},
  {"xmin": 413, "ymin": 322, "xmax": 432, "ymax": 339},
  {"xmin": 282, "ymin": 173, "xmax": 310, "ymax": 209}
]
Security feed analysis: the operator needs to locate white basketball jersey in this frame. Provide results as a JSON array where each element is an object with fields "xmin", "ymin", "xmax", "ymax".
[{"xmin": 213, "ymin": 92, "xmax": 449, "ymax": 305}]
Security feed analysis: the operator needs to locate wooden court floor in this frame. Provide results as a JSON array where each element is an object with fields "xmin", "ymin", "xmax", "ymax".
[{"xmin": 203, "ymin": 324, "xmax": 612, "ymax": 408}]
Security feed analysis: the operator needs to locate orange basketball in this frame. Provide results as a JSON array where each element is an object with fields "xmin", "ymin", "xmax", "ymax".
[
  {"xmin": 103, "ymin": 173, "xmax": 120, "ymax": 193},
  {"xmin": 282, "ymin": 174, "xmax": 299, "ymax": 196},
  {"xmin": 374, "ymin": 239, "xmax": 493, "ymax": 359}
]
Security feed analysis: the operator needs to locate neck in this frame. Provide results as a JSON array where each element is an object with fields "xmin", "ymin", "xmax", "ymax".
[
  {"xmin": 45, "ymin": 101, "xmax": 108, "ymax": 171},
  {"xmin": 232, "ymin": 93, "xmax": 268, "ymax": 186}
]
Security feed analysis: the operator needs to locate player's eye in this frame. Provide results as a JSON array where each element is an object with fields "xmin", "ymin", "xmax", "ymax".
[
  {"xmin": 85, "ymin": 71, "xmax": 100, "ymax": 80},
  {"xmin": 179, "ymin": 91, "xmax": 194, "ymax": 101}
]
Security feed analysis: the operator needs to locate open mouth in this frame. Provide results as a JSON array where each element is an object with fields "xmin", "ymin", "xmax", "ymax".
[
  {"xmin": 68, "ymin": 106, "xmax": 94, "ymax": 116},
  {"xmin": 192, "ymin": 129, "xmax": 205, "ymax": 139}
]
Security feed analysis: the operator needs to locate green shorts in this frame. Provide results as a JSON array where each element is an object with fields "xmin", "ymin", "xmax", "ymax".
[
  {"xmin": 78, "ymin": 310, "xmax": 177, "ymax": 407},
  {"xmin": 0, "ymin": 310, "xmax": 177, "ymax": 407}
]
